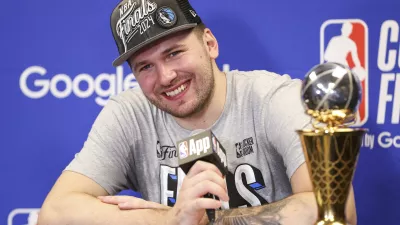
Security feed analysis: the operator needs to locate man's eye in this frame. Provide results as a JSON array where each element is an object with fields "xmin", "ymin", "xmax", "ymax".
[
  {"xmin": 140, "ymin": 64, "xmax": 152, "ymax": 71},
  {"xmin": 169, "ymin": 50, "xmax": 182, "ymax": 58}
]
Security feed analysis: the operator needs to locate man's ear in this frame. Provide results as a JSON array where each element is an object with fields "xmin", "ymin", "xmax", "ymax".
[{"xmin": 203, "ymin": 28, "xmax": 219, "ymax": 59}]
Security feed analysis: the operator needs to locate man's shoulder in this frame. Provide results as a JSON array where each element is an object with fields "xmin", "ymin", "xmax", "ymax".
[
  {"xmin": 231, "ymin": 69, "xmax": 298, "ymax": 81},
  {"xmin": 230, "ymin": 69, "xmax": 302, "ymax": 94},
  {"xmin": 110, "ymin": 87, "xmax": 147, "ymax": 103},
  {"xmin": 230, "ymin": 69, "xmax": 281, "ymax": 78},
  {"xmin": 105, "ymin": 88, "xmax": 156, "ymax": 114}
]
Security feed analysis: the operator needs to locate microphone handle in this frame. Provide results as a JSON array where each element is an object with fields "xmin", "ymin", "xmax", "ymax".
[{"xmin": 204, "ymin": 193, "xmax": 216, "ymax": 223}]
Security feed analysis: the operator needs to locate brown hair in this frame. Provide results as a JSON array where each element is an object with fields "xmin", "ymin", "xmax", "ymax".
[{"xmin": 192, "ymin": 22, "xmax": 207, "ymax": 41}]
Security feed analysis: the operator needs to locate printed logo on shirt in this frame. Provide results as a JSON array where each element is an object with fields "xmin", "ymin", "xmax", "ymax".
[
  {"xmin": 159, "ymin": 164, "xmax": 268, "ymax": 208},
  {"xmin": 225, "ymin": 164, "xmax": 268, "ymax": 208},
  {"xmin": 235, "ymin": 137, "xmax": 255, "ymax": 158},
  {"xmin": 156, "ymin": 141, "xmax": 177, "ymax": 160}
]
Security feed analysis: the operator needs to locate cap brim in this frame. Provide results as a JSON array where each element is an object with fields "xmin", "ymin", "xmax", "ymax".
[{"xmin": 112, "ymin": 23, "xmax": 198, "ymax": 67}]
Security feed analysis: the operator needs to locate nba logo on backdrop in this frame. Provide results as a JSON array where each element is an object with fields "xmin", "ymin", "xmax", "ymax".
[{"xmin": 320, "ymin": 19, "xmax": 369, "ymax": 126}]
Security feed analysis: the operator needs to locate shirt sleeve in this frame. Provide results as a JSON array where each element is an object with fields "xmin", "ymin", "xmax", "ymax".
[
  {"xmin": 64, "ymin": 96, "xmax": 135, "ymax": 195},
  {"xmin": 262, "ymin": 74, "xmax": 312, "ymax": 180}
]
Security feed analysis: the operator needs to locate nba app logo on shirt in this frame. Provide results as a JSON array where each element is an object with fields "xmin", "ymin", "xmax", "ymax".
[{"xmin": 320, "ymin": 19, "xmax": 369, "ymax": 126}]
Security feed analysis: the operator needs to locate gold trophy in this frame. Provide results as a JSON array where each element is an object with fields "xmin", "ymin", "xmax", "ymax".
[{"xmin": 297, "ymin": 62, "xmax": 367, "ymax": 225}]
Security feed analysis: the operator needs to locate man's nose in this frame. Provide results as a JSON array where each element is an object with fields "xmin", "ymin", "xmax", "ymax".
[{"xmin": 157, "ymin": 64, "xmax": 177, "ymax": 86}]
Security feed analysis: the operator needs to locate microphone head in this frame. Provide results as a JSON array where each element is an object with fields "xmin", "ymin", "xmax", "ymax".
[{"xmin": 177, "ymin": 129, "xmax": 228, "ymax": 175}]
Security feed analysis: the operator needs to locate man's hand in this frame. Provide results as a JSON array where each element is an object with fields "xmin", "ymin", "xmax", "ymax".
[
  {"xmin": 98, "ymin": 195, "xmax": 170, "ymax": 210},
  {"xmin": 167, "ymin": 161, "xmax": 230, "ymax": 225},
  {"xmin": 99, "ymin": 161, "xmax": 229, "ymax": 225}
]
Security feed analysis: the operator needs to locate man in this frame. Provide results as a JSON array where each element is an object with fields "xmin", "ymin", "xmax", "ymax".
[{"xmin": 38, "ymin": 0, "xmax": 357, "ymax": 224}]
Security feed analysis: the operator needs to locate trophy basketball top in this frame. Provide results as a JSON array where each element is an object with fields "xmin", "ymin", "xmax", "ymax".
[{"xmin": 300, "ymin": 62, "xmax": 362, "ymax": 129}]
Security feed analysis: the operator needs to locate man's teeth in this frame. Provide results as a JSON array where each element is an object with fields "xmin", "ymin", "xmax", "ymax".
[{"xmin": 166, "ymin": 84, "xmax": 187, "ymax": 97}]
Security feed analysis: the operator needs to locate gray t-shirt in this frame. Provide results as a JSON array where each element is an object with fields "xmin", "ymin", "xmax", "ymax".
[{"xmin": 65, "ymin": 69, "xmax": 311, "ymax": 209}]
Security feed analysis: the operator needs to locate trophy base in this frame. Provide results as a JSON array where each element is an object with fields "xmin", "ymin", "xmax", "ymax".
[
  {"xmin": 315, "ymin": 221, "xmax": 349, "ymax": 225},
  {"xmin": 315, "ymin": 220, "xmax": 350, "ymax": 225}
]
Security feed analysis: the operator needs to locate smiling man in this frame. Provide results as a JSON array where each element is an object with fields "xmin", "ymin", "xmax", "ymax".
[
  {"xmin": 128, "ymin": 26, "xmax": 219, "ymax": 124},
  {"xmin": 38, "ymin": 0, "xmax": 357, "ymax": 225}
]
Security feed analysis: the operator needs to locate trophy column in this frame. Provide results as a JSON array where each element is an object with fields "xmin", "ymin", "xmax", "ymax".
[
  {"xmin": 297, "ymin": 62, "xmax": 367, "ymax": 225},
  {"xmin": 298, "ymin": 129, "xmax": 365, "ymax": 225}
]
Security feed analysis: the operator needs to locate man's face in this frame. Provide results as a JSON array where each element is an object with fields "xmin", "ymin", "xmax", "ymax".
[{"xmin": 129, "ymin": 28, "xmax": 216, "ymax": 118}]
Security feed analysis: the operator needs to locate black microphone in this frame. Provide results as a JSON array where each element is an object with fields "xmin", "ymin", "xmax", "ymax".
[{"xmin": 176, "ymin": 129, "xmax": 228, "ymax": 224}]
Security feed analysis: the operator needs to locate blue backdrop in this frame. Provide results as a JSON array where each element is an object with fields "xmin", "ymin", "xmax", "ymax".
[{"xmin": 2, "ymin": 0, "xmax": 399, "ymax": 224}]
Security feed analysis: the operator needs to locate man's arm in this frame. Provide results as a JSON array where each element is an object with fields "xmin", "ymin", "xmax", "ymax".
[
  {"xmin": 213, "ymin": 192, "xmax": 315, "ymax": 225},
  {"xmin": 38, "ymin": 171, "xmax": 173, "ymax": 225},
  {"xmin": 212, "ymin": 164, "xmax": 357, "ymax": 225}
]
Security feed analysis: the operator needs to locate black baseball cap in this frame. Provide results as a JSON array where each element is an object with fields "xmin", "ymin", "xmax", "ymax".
[{"xmin": 110, "ymin": 0, "xmax": 202, "ymax": 67}]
